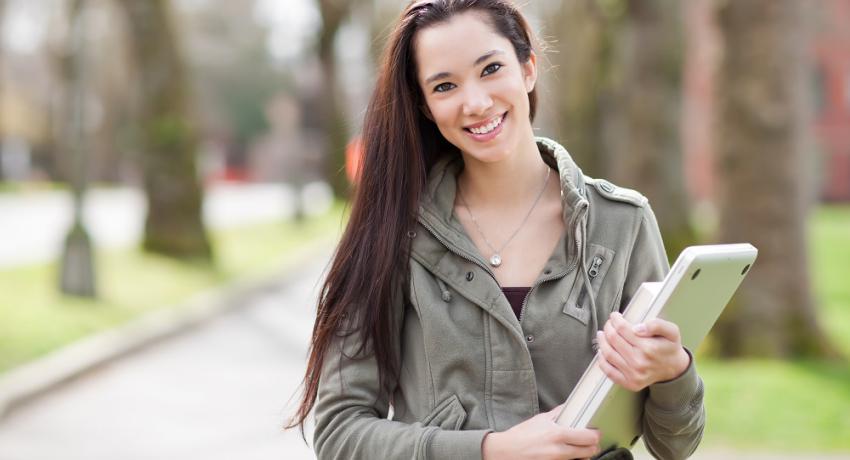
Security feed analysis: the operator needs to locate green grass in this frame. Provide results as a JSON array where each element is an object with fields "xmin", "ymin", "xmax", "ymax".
[
  {"xmin": 699, "ymin": 360, "xmax": 850, "ymax": 451},
  {"xmin": 0, "ymin": 181, "xmax": 68, "ymax": 193},
  {"xmin": 810, "ymin": 206, "xmax": 850, "ymax": 358},
  {"xmin": 696, "ymin": 205, "xmax": 850, "ymax": 452},
  {"xmin": 0, "ymin": 203, "xmax": 347, "ymax": 373}
]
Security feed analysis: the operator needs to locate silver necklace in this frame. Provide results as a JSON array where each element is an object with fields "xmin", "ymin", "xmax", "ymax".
[{"xmin": 457, "ymin": 167, "xmax": 551, "ymax": 268}]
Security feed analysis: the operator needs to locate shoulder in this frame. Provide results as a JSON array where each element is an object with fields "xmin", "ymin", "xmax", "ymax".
[{"xmin": 583, "ymin": 176, "xmax": 648, "ymax": 208}]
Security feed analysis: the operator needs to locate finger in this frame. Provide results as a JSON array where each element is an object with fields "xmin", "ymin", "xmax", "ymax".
[
  {"xmin": 559, "ymin": 428, "xmax": 601, "ymax": 447},
  {"xmin": 596, "ymin": 352, "xmax": 630, "ymax": 388},
  {"xmin": 637, "ymin": 318, "xmax": 681, "ymax": 341},
  {"xmin": 603, "ymin": 319, "xmax": 640, "ymax": 367},
  {"xmin": 596, "ymin": 331, "xmax": 630, "ymax": 374},
  {"xmin": 609, "ymin": 312, "xmax": 641, "ymax": 347}
]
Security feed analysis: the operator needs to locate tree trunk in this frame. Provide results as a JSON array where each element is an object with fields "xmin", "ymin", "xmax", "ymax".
[
  {"xmin": 120, "ymin": 0, "xmax": 212, "ymax": 261},
  {"xmin": 317, "ymin": 0, "xmax": 353, "ymax": 198},
  {"xmin": 545, "ymin": 0, "xmax": 619, "ymax": 178},
  {"xmin": 609, "ymin": 0, "xmax": 695, "ymax": 259},
  {"xmin": 59, "ymin": 0, "xmax": 96, "ymax": 298},
  {"xmin": 712, "ymin": 0, "xmax": 839, "ymax": 359}
]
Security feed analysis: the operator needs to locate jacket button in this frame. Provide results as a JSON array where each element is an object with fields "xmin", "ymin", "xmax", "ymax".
[
  {"xmin": 407, "ymin": 230, "xmax": 417, "ymax": 239},
  {"xmin": 526, "ymin": 334, "xmax": 535, "ymax": 343},
  {"xmin": 466, "ymin": 271, "xmax": 474, "ymax": 281}
]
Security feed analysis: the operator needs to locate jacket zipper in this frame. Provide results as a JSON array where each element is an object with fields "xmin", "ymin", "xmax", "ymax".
[
  {"xmin": 518, "ymin": 204, "xmax": 588, "ymax": 323},
  {"xmin": 576, "ymin": 255, "xmax": 604, "ymax": 308},
  {"xmin": 417, "ymin": 217, "xmax": 497, "ymax": 280}
]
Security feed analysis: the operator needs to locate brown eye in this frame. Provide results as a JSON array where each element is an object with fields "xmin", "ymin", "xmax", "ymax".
[
  {"xmin": 434, "ymin": 82, "xmax": 455, "ymax": 93},
  {"xmin": 482, "ymin": 63, "xmax": 503, "ymax": 76}
]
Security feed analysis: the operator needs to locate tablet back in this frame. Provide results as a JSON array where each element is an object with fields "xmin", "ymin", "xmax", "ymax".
[{"xmin": 563, "ymin": 243, "xmax": 758, "ymax": 451}]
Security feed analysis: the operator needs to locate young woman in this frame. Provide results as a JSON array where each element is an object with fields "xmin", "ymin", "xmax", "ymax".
[{"xmin": 288, "ymin": 1, "xmax": 705, "ymax": 459}]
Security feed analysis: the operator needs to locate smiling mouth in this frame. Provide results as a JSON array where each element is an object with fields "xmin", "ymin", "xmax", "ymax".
[{"xmin": 464, "ymin": 111, "xmax": 507, "ymax": 135}]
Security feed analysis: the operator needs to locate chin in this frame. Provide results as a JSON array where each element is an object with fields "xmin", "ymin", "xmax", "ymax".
[
  {"xmin": 464, "ymin": 147, "xmax": 512, "ymax": 164},
  {"xmin": 459, "ymin": 134, "xmax": 517, "ymax": 164}
]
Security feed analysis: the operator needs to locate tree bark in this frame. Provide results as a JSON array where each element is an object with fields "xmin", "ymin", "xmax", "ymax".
[
  {"xmin": 317, "ymin": 0, "xmax": 354, "ymax": 198},
  {"xmin": 712, "ymin": 0, "xmax": 839, "ymax": 358},
  {"xmin": 545, "ymin": 0, "xmax": 618, "ymax": 178},
  {"xmin": 120, "ymin": 0, "xmax": 212, "ymax": 261},
  {"xmin": 609, "ymin": 0, "xmax": 695, "ymax": 259}
]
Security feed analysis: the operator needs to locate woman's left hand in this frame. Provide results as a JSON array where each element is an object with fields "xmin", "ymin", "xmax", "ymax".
[{"xmin": 595, "ymin": 311, "xmax": 691, "ymax": 392}]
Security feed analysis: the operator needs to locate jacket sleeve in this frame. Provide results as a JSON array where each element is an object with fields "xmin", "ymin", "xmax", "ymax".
[
  {"xmin": 619, "ymin": 204, "xmax": 706, "ymax": 460},
  {"xmin": 313, "ymin": 299, "xmax": 492, "ymax": 460}
]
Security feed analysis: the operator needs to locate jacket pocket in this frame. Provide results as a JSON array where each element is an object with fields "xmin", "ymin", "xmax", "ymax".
[
  {"xmin": 421, "ymin": 394, "xmax": 468, "ymax": 431},
  {"xmin": 563, "ymin": 243, "xmax": 616, "ymax": 323}
]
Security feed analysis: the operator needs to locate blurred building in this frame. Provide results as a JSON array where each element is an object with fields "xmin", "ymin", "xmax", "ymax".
[
  {"xmin": 812, "ymin": 0, "xmax": 850, "ymax": 201},
  {"xmin": 684, "ymin": 0, "xmax": 850, "ymax": 203}
]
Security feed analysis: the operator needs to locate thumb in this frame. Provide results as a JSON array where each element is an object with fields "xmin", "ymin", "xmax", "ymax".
[
  {"xmin": 634, "ymin": 318, "xmax": 678, "ymax": 340},
  {"xmin": 546, "ymin": 403, "xmax": 566, "ymax": 420}
]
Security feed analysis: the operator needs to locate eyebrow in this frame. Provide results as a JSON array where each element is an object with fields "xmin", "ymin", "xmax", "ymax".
[{"xmin": 424, "ymin": 49, "xmax": 506, "ymax": 85}]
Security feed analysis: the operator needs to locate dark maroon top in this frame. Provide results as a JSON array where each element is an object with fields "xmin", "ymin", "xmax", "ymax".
[{"xmin": 501, "ymin": 287, "xmax": 532, "ymax": 320}]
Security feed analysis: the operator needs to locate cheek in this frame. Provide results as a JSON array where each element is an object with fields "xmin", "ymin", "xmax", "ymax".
[
  {"xmin": 500, "ymin": 79, "xmax": 531, "ymax": 110},
  {"xmin": 427, "ymin": 100, "xmax": 458, "ymax": 130}
]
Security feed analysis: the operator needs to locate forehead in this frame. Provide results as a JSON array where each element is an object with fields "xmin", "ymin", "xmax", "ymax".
[{"xmin": 414, "ymin": 11, "xmax": 513, "ymax": 79}]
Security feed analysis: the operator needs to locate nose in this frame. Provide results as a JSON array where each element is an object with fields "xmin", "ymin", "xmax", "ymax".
[{"xmin": 461, "ymin": 83, "xmax": 493, "ymax": 117}]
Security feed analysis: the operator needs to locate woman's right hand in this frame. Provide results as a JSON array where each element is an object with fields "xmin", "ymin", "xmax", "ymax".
[{"xmin": 481, "ymin": 404, "xmax": 601, "ymax": 460}]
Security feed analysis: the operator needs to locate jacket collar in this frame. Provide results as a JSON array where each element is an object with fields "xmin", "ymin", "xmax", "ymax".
[
  {"xmin": 417, "ymin": 137, "xmax": 589, "ymax": 270},
  {"xmin": 420, "ymin": 137, "xmax": 587, "ymax": 226}
]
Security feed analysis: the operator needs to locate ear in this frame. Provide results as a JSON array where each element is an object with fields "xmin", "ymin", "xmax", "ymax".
[
  {"xmin": 420, "ymin": 104, "xmax": 434, "ymax": 122},
  {"xmin": 522, "ymin": 50, "xmax": 538, "ymax": 93}
]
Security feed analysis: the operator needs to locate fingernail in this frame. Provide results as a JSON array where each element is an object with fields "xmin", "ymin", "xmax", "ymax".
[{"xmin": 634, "ymin": 323, "xmax": 647, "ymax": 334}]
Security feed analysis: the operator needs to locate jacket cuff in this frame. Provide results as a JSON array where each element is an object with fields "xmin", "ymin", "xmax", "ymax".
[
  {"xmin": 429, "ymin": 429, "xmax": 493, "ymax": 460},
  {"xmin": 647, "ymin": 347, "xmax": 702, "ymax": 411}
]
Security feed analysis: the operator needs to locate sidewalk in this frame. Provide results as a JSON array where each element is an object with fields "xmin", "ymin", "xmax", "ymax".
[{"xmin": 0, "ymin": 250, "xmax": 328, "ymax": 460}]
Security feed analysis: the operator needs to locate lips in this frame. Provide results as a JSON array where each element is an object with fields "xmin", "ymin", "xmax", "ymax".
[{"xmin": 464, "ymin": 111, "xmax": 507, "ymax": 134}]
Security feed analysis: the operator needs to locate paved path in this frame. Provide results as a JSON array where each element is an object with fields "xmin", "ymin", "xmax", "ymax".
[{"xmin": 0, "ymin": 256, "xmax": 325, "ymax": 460}]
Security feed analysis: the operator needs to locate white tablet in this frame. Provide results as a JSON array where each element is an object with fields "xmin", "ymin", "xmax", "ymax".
[{"xmin": 556, "ymin": 243, "xmax": 758, "ymax": 452}]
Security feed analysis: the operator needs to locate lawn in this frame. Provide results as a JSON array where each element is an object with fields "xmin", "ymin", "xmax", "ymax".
[
  {"xmin": 0, "ymin": 203, "xmax": 347, "ymax": 373},
  {"xmin": 696, "ymin": 206, "xmax": 850, "ymax": 452}
]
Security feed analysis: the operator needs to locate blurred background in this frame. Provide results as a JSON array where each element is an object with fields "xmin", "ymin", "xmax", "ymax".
[{"xmin": 0, "ymin": 0, "xmax": 848, "ymax": 459}]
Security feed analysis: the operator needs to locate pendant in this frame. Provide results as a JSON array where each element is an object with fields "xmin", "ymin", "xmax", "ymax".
[{"xmin": 490, "ymin": 254, "xmax": 502, "ymax": 267}]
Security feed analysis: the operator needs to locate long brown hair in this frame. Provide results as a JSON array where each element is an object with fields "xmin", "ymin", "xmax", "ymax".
[{"xmin": 287, "ymin": 0, "xmax": 539, "ymax": 433}]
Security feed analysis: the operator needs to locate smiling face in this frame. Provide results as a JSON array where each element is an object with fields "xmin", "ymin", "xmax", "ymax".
[{"xmin": 414, "ymin": 11, "xmax": 537, "ymax": 164}]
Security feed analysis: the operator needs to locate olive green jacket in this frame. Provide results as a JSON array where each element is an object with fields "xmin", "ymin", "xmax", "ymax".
[{"xmin": 314, "ymin": 137, "xmax": 705, "ymax": 459}]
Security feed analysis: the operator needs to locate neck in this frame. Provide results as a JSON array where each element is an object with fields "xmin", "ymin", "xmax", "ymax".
[{"xmin": 457, "ymin": 135, "xmax": 551, "ymax": 209}]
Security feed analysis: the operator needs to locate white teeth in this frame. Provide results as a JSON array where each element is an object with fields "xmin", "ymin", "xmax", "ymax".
[{"xmin": 469, "ymin": 114, "xmax": 503, "ymax": 135}]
